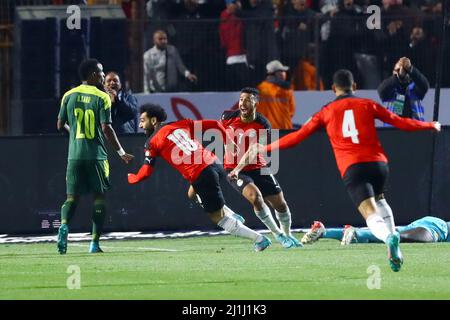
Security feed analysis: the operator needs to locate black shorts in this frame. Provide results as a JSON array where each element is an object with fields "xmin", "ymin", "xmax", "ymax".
[
  {"xmin": 343, "ymin": 162, "xmax": 389, "ymax": 207},
  {"xmin": 226, "ymin": 168, "xmax": 282, "ymax": 198},
  {"xmin": 192, "ymin": 164, "xmax": 226, "ymax": 213}
]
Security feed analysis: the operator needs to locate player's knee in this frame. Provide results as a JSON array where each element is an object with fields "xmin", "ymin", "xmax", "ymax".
[
  {"xmin": 62, "ymin": 199, "xmax": 77, "ymax": 208},
  {"xmin": 66, "ymin": 194, "xmax": 79, "ymax": 203},
  {"xmin": 248, "ymin": 193, "xmax": 264, "ymax": 209}
]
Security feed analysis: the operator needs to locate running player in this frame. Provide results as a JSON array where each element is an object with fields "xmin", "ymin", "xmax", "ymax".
[
  {"xmin": 302, "ymin": 216, "xmax": 450, "ymax": 244},
  {"xmin": 231, "ymin": 69, "xmax": 441, "ymax": 271},
  {"xmin": 127, "ymin": 103, "xmax": 272, "ymax": 252},
  {"xmin": 220, "ymin": 87, "xmax": 301, "ymax": 248},
  {"xmin": 57, "ymin": 59, "xmax": 134, "ymax": 254}
]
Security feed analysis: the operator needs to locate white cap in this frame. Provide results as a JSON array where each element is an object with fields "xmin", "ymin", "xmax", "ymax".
[{"xmin": 266, "ymin": 60, "xmax": 289, "ymax": 74}]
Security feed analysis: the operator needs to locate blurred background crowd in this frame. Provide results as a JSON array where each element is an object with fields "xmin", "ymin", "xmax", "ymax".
[{"xmin": 0, "ymin": 0, "xmax": 449, "ymax": 134}]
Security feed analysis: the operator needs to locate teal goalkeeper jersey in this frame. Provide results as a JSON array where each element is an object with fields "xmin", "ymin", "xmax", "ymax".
[
  {"xmin": 58, "ymin": 84, "xmax": 112, "ymax": 160},
  {"xmin": 406, "ymin": 216, "xmax": 449, "ymax": 242}
]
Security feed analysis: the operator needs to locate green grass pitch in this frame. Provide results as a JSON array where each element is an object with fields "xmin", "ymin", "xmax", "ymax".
[{"xmin": 1, "ymin": 234, "xmax": 449, "ymax": 299}]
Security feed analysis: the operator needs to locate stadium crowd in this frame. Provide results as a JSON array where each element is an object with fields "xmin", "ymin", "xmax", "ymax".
[
  {"xmin": 3, "ymin": 0, "xmax": 449, "ymax": 93},
  {"xmin": 144, "ymin": 0, "xmax": 450, "ymax": 92}
]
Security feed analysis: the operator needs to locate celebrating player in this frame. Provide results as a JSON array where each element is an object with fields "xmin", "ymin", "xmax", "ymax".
[
  {"xmin": 231, "ymin": 69, "xmax": 441, "ymax": 271},
  {"xmin": 302, "ymin": 216, "xmax": 450, "ymax": 244},
  {"xmin": 220, "ymin": 87, "xmax": 301, "ymax": 248},
  {"xmin": 57, "ymin": 59, "xmax": 134, "ymax": 254},
  {"xmin": 127, "ymin": 103, "xmax": 272, "ymax": 252},
  {"xmin": 188, "ymin": 87, "xmax": 301, "ymax": 248}
]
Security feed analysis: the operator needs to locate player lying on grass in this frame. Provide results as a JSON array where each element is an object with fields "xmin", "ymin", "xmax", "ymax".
[
  {"xmin": 302, "ymin": 216, "xmax": 450, "ymax": 245},
  {"xmin": 127, "ymin": 103, "xmax": 272, "ymax": 252},
  {"xmin": 230, "ymin": 69, "xmax": 441, "ymax": 271},
  {"xmin": 188, "ymin": 87, "xmax": 302, "ymax": 249}
]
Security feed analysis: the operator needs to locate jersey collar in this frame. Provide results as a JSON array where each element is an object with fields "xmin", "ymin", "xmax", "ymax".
[{"xmin": 334, "ymin": 93, "xmax": 356, "ymax": 101}]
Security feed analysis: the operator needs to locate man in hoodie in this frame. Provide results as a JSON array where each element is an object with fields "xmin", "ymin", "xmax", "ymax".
[{"xmin": 378, "ymin": 56, "xmax": 429, "ymax": 124}]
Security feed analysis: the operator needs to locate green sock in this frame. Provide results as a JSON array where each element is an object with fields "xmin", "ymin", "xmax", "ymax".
[
  {"xmin": 92, "ymin": 199, "xmax": 106, "ymax": 242},
  {"xmin": 61, "ymin": 199, "xmax": 77, "ymax": 225}
]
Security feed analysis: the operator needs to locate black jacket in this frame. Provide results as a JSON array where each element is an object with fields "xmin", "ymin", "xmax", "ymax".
[
  {"xmin": 377, "ymin": 67, "xmax": 429, "ymax": 101},
  {"xmin": 377, "ymin": 67, "xmax": 429, "ymax": 119},
  {"xmin": 111, "ymin": 89, "xmax": 138, "ymax": 134}
]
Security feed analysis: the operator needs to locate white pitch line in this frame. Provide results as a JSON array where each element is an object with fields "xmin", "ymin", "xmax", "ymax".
[{"xmin": 71, "ymin": 243, "xmax": 179, "ymax": 252}]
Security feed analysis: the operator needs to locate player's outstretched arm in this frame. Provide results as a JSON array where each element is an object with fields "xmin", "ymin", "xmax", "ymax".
[
  {"xmin": 102, "ymin": 123, "xmax": 134, "ymax": 163},
  {"xmin": 128, "ymin": 164, "xmax": 154, "ymax": 184},
  {"xmin": 433, "ymin": 122, "xmax": 441, "ymax": 132},
  {"xmin": 128, "ymin": 146, "xmax": 157, "ymax": 184},
  {"xmin": 374, "ymin": 104, "xmax": 440, "ymax": 132},
  {"xmin": 265, "ymin": 113, "xmax": 322, "ymax": 152}
]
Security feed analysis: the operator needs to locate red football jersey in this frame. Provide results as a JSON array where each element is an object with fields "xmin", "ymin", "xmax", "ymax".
[
  {"xmin": 266, "ymin": 95, "xmax": 435, "ymax": 177},
  {"xmin": 221, "ymin": 110, "xmax": 271, "ymax": 171},
  {"xmin": 145, "ymin": 119, "xmax": 219, "ymax": 183}
]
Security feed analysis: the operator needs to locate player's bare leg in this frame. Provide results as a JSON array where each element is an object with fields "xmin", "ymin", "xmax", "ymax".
[
  {"xmin": 264, "ymin": 192, "xmax": 302, "ymax": 247},
  {"xmin": 359, "ymin": 197, "xmax": 403, "ymax": 272},
  {"xmin": 57, "ymin": 194, "xmax": 79, "ymax": 254},
  {"xmin": 187, "ymin": 185, "xmax": 204, "ymax": 208},
  {"xmin": 209, "ymin": 206, "xmax": 271, "ymax": 252},
  {"xmin": 187, "ymin": 185, "xmax": 196, "ymax": 200},
  {"xmin": 242, "ymin": 184, "xmax": 295, "ymax": 248}
]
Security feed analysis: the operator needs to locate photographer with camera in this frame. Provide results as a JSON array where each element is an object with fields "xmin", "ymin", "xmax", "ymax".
[{"xmin": 377, "ymin": 57, "xmax": 429, "ymax": 124}]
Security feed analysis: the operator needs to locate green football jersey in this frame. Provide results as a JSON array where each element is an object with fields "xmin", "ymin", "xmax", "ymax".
[{"xmin": 58, "ymin": 84, "xmax": 112, "ymax": 160}]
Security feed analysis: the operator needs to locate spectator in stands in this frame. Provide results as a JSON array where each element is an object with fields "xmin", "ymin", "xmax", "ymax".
[
  {"xmin": 420, "ymin": 0, "xmax": 442, "ymax": 40},
  {"xmin": 219, "ymin": 0, "xmax": 251, "ymax": 91},
  {"xmin": 169, "ymin": 0, "xmax": 224, "ymax": 91},
  {"xmin": 143, "ymin": 30, "xmax": 197, "ymax": 93},
  {"xmin": 257, "ymin": 60, "xmax": 296, "ymax": 129},
  {"xmin": 326, "ymin": 0, "xmax": 365, "ymax": 85},
  {"xmin": 281, "ymin": 0, "xmax": 317, "ymax": 73},
  {"xmin": 407, "ymin": 27, "xmax": 435, "ymax": 83},
  {"xmin": 146, "ymin": 0, "xmax": 173, "ymax": 20},
  {"xmin": 319, "ymin": 0, "xmax": 338, "ymax": 13},
  {"xmin": 104, "ymin": 72, "xmax": 139, "ymax": 134},
  {"xmin": 291, "ymin": 45, "xmax": 324, "ymax": 90},
  {"xmin": 237, "ymin": 0, "xmax": 280, "ymax": 85},
  {"xmin": 378, "ymin": 56, "xmax": 429, "ymax": 123},
  {"xmin": 411, "ymin": 0, "xmax": 441, "ymax": 12},
  {"xmin": 423, "ymin": 1, "xmax": 450, "ymax": 87},
  {"xmin": 443, "ymin": 4, "xmax": 450, "ymax": 88},
  {"xmin": 379, "ymin": 0, "xmax": 419, "ymax": 77}
]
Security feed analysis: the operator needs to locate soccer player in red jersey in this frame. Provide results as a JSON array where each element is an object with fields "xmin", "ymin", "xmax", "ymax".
[
  {"xmin": 127, "ymin": 103, "xmax": 272, "ymax": 252},
  {"xmin": 220, "ymin": 87, "xmax": 302, "ymax": 248},
  {"xmin": 231, "ymin": 70, "xmax": 441, "ymax": 271}
]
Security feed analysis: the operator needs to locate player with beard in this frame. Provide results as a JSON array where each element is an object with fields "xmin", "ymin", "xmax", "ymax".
[
  {"xmin": 127, "ymin": 103, "xmax": 272, "ymax": 252},
  {"xmin": 220, "ymin": 87, "xmax": 301, "ymax": 248},
  {"xmin": 189, "ymin": 88, "xmax": 301, "ymax": 248},
  {"xmin": 232, "ymin": 70, "xmax": 441, "ymax": 271}
]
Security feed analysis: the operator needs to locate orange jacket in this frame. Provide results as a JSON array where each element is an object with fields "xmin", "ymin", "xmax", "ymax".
[
  {"xmin": 292, "ymin": 59, "xmax": 324, "ymax": 91},
  {"xmin": 257, "ymin": 80, "xmax": 295, "ymax": 129}
]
